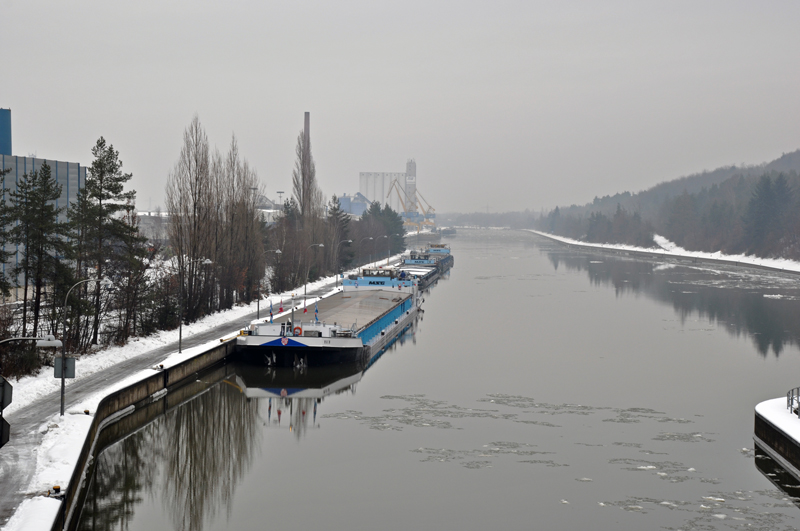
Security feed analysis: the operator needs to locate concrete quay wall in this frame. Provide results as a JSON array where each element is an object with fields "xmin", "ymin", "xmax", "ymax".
[{"xmin": 51, "ymin": 339, "xmax": 237, "ymax": 531}]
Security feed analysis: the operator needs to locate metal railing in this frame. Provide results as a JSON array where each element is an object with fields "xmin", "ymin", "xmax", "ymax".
[{"xmin": 787, "ymin": 387, "xmax": 800, "ymax": 417}]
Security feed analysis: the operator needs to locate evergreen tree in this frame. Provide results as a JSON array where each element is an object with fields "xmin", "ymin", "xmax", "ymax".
[
  {"xmin": 359, "ymin": 202, "xmax": 406, "ymax": 256},
  {"xmin": 10, "ymin": 163, "xmax": 70, "ymax": 336},
  {"xmin": 108, "ymin": 206, "xmax": 150, "ymax": 344},
  {"xmin": 380, "ymin": 204, "xmax": 406, "ymax": 255},
  {"xmin": 72, "ymin": 137, "xmax": 138, "ymax": 344},
  {"xmin": 744, "ymin": 175, "xmax": 776, "ymax": 254},
  {"xmin": 328, "ymin": 195, "xmax": 352, "ymax": 271},
  {"xmin": 0, "ymin": 168, "xmax": 13, "ymax": 298}
]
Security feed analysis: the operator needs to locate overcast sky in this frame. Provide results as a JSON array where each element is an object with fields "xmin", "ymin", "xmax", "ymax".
[{"xmin": 4, "ymin": 0, "xmax": 800, "ymax": 213}]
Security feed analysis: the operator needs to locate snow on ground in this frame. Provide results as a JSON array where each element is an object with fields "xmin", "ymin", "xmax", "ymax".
[
  {"xmin": 4, "ymin": 254, "xmax": 402, "ymax": 416},
  {"xmin": 4, "ymin": 254, "xmax": 403, "ymax": 531},
  {"xmin": 3, "ymin": 497, "xmax": 61, "ymax": 531},
  {"xmin": 526, "ymin": 230, "xmax": 800, "ymax": 274}
]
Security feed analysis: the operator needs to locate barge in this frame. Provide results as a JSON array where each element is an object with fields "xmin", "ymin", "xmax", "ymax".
[
  {"xmin": 399, "ymin": 243, "xmax": 454, "ymax": 289},
  {"xmin": 237, "ymin": 246, "xmax": 452, "ymax": 367},
  {"xmin": 753, "ymin": 390, "xmax": 800, "ymax": 483},
  {"xmin": 236, "ymin": 267, "xmax": 421, "ymax": 366}
]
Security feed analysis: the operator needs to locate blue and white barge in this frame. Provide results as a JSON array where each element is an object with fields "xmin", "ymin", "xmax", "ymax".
[
  {"xmin": 236, "ymin": 267, "xmax": 421, "ymax": 366},
  {"xmin": 399, "ymin": 243, "xmax": 454, "ymax": 289}
]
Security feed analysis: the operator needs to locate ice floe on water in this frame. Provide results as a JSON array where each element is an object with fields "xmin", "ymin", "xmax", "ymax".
[{"xmin": 320, "ymin": 392, "xmax": 800, "ymax": 529}]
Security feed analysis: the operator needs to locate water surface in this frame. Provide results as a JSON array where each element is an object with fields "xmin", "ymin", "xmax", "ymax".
[{"xmin": 77, "ymin": 230, "xmax": 800, "ymax": 530}]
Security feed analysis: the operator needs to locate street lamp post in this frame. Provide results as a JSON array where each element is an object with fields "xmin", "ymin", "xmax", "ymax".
[
  {"xmin": 0, "ymin": 336, "xmax": 62, "ymax": 347},
  {"xmin": 304, "ymin": 243, "xmax": 324, "ymax": 306},
  {"xmin": 179, "ymin": 258, "xmax": 212, "ymax": 354},
  {"xmin": 372, "ymin": 234, "xmax": 389, "ymax": 264},
  {"xmin": 258, "ymin": 250, "xmax": 282, "ymax": 318},
  {"xmin": 335, "ymin": 240, "xmax": 352, "ymax": 289},
  {"xmin": 378, "ymin": 235, "xmax": 389, "ymax": 265},
  {"xmin": 60, "ymin": 277, "xmax": 112, "ymax": 416},
  {"xmin": 359, "ymin": 237, "xmax": 373, "ymax": 265}
]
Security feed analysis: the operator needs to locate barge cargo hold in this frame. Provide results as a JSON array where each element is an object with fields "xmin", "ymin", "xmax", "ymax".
[{"xmin": 236, "ymin": 289, "xmax": 417, "ymax": 367}]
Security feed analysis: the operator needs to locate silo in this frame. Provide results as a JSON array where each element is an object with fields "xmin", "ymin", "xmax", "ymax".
[
  {"xmin": 0, "ymin": 109, "xmax": 11, "ymax": 156},
  {"xmin": 405, "ymin": 159, "xmax": 417, "ymax": 214}
]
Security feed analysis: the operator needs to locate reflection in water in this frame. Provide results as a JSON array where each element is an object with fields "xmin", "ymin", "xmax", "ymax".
[
  {"xmin": 76, "ymin": 316, "xmax": 420, "ymax": 531},
  {"xmin": 81, "ymin": 434, "xmax": 154, "ymax": 531},
  {"xmin": 77, "ymin": 375, "xmax": 261, "ymax": 531},
  {"xmin": 233, "ymin": 361, "xmax": 365, "ymax": 439},
  {"xmin": 547, "ymin": 250, "xmax": 800, "ymax": 357},
  {"xmin": 753, "ymin": 444, "xmax": 800, "ymax": 510}
]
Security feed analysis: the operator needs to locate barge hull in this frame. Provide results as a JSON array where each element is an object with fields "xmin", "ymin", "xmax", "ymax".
[{"xmin": 236, "ymin": 345, "xmax": 365, "ymax": 367}]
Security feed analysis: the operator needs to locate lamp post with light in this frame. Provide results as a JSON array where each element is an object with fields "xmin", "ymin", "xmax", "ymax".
[
  {"xmin": 335, "ymin": 240, "xmax": 352, "ymax": 289},
  {"xmin": 377, "ymin": 235, "xmax": 388, "ymax": 265},
  {"xmin": 60, "ymin": 277, "xmax": 113, "ymax": 415},
  {"xmin": 359, "ymin": 237, "xmax": 373, "ymax": 265}
]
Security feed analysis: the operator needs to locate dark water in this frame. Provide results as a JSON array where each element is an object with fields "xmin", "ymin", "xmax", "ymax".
[{"xmin": 76, "ymin": 230, "xmax": 800, "ymax": 531}]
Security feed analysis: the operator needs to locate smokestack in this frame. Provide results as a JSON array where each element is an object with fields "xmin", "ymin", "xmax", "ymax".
[{"xmin": 0, "ymin": 109, "xmax": 10, "ymax": 156}]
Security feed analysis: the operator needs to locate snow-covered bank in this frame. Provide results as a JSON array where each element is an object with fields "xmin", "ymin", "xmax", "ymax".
[
  {"xmin": 3, "ymin": 254, "xmax": 403, "ymax": 531},
  {"xmin": 5, "ymin": 254, "xmax": 401, "ymax": 417},
  {"xmin": 526, "ymin": 230, "xmax": 800, "ymax": 274}
]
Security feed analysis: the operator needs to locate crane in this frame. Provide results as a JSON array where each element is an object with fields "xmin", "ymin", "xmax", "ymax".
[
  {"xmin": 387, "ymin": 179, "xmax": 421, "ymax": 230},
  {"xmin": 415, "ymin": 189, "xmax": 436, "ymax": 227}
]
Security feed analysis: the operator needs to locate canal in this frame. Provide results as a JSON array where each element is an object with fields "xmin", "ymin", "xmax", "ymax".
[{"xmin": 76, "ymin": 229, "xmax": 800, "ymax": 530}]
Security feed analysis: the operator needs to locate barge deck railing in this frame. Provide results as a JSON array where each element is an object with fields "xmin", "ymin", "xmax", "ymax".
[{"xmin": 787, "ymin": 387, "xmax": 800, "ymax": 417}]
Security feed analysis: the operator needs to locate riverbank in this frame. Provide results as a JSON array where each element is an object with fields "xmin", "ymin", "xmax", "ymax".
[
  {"xmin": 2, "ymin": 255, "xmax": 404, "ymax": 531},
  {"xmin": 526, "ymin": 229, "xmax": 800, "ymax": 276}
]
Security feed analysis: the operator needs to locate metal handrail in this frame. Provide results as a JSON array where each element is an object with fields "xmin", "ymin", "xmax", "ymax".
[{"xmin": 787, "ymin": 387, "xmax": 800, "ymax": 417}]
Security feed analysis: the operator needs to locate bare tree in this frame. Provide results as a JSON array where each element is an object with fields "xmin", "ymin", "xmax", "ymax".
[{"xmin": 165, "ymin": 115, "xmax": 213, "ymax": 322}]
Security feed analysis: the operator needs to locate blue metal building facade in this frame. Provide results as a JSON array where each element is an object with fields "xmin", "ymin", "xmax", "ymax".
[
  {"xmin": 1, "ymin": 155, "xmax": 86, "ymax": 287},
  {"xmin": 0, "ymin": 109, "xmax": 11, "ymax": 156}
]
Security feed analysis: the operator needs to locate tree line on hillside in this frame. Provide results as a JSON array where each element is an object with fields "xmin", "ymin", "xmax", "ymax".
[
  {"xmin": 535, "ymin": 169, "xmax": 800, "ymax": 259},
  {"xmin": 0, "ymin": 115, "xmax": 405, "ymax": 379}
]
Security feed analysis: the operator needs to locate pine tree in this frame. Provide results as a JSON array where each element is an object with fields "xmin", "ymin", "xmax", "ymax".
[
  {"xmin": 0, "ymin": 168, "xmax": 13, "ymax": 298},
  {"xmin": 744, "ymin": 175, "xmax": 776, "ymax": 254},
  {"xmin": 77, "ymin": 137, "xmax": 137, "ymax": 344},
  {"xmin": 328, "ymin": 195, "xmax": 352, "ymax": 271},
  {"xmin": 380, "ymin": 204, "xmax": 406, "ymax": 255},
  {"xmin": 10, "ymin": 163, "xmax": 70, "ymax": 336}
]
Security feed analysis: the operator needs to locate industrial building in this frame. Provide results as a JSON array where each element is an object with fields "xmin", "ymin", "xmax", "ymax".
[
  {"xmin": 1, "ymin": 108, "xmax": 87, "ymax": 289},
  {"xmin": 358, "ymin": 171, "xmax": 404, "ymax": 212},
  {"xmin": 0, "ymin": 109, "xmax": 86, "ymax": 214},
  {"xmin": 351, "ymin": 159, "xmax": 434, "ymax": 228},
  {"xmin": 338, "ymin": 192, "xmax": 371, "ymax": 217},
  {"xmin": 354, "ymin": 160, "xmax": 417, "ymax": 212}
]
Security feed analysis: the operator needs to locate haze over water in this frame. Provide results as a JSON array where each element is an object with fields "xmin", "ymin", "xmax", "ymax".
[{"xmin": 78, "ymin": 230, "xmax": 800, "ymax": 530}]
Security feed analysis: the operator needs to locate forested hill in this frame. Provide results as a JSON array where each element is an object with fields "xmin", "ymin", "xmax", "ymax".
[
  {"xmin": 535, "ymin": 147, "xmax": 800, "ymax": 260},
  {"xmin": 558, "ymin": 148, "xmax": 800, "ymax": 221}
]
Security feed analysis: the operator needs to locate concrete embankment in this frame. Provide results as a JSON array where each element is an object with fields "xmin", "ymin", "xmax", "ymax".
[
  {"xmin": 527, "ymin": 230, "xmax": 800, "ymax": 277},
  {"xmin": 50, "ymin": 339, "xmax": 236, "ymax": 531}
]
